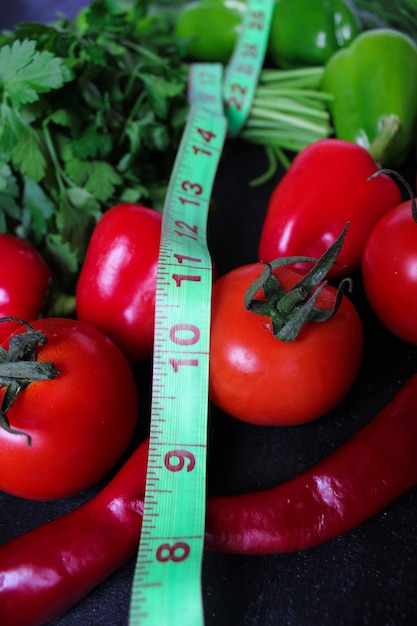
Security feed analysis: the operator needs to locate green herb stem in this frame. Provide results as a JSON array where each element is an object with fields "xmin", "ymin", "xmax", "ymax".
[
  {"xmin": 242, "ymin": 67, "xmax": 333, "ymax": 181},
  {"xmin": 42, "ymin": 123, "xmax": 69, "ymax": 196},
  {"xmin": 250, "ymin": 98, "xmax": 330, "ymax": 121},
  {"xmin": 258, "ymin": 66, "xmax": 325, "ymax": 85}
]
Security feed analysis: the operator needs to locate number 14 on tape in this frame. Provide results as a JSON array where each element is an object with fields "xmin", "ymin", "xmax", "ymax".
[{"xmin": 129, "ymin": 78, "xmax": 227, "ymax": 624}]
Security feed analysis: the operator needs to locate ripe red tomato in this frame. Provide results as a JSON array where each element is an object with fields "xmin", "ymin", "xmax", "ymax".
[
  {"xmin": 0, "ymin": 317, "xmax": 139, "ymax": 500},
  {"xmin": 209, "ymin": 263, "xmax": 363, "ymax": 426},
  {"xmin": 362, "ymin": 199, "xmax": 417, "ymax": 345},
  {"xmin": 76, "ymin": 203, "xmax": 162, "ymax": 362},
  {"xmin": 0, "ymin": 234, "xmax": 51, "ymax": 341}
]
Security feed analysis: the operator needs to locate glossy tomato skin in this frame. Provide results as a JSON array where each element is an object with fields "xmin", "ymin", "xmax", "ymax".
[
  {"xmin": 258, "ymin": 139, "xmax": 402, "ymax": 279},
  {"xmin": 362, "ymin": 200, "xmax": 417, "ymax": 345},
  {"xmin": 0, "ymin": 318, "xmax": 139, "ymax": 500},
  {"xmin": 209, "ymin": 264, "xmax": 363, "ymax": 426},
  {"xmin": 0, "ymin": 234, "xmax": 51, "ymax": 341},
  {"xmin": 76, "ymin": 203, "xmax": 161, "ymax": 362}
]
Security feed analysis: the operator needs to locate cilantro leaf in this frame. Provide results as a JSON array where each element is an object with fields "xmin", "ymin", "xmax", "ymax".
[
  {"xmin": 71, "ymin": 124, "xmax": 113, "ymax": 160},
  {"xmin": 0, "ymin": 163, "xmax": 21, "ymax": 230},
  {"xmin": 64, "ymin": 158, "xmax": 122, "ymax": 202},
  {"xmin": 21, "ymin": 178, "xmax": 55, "ymax": 243},
  {"xmin": 138, "ymin": 72, "xmax": 186, "ymax": 119},
  {"xmin": 0, "ymin": 39, "xmax": 73, "ymax": 107},
  {"xmin": 0, "ymin": 104, "xmax": 27, "ymax": 157},
  {"xmin": 0, "ymin": 2, "xmax": 189, "ymax": 294},
  {"xmin": 54, "ymin": 188, "xmax": 100, "ymax": 270},
  {"xmin": 83, "ymin": 162, "xmax": 123, "ymax": 201},
  {"xmin": 12, "ymin": 127, "xmax": 48, "ymax": 182},
  {"xmin": 45, "ymin": 233, "xmax": 80, "ymax": 278}
]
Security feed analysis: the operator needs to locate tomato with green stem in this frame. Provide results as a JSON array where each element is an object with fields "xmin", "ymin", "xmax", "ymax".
[
  {"xmin": 209, "ymin": 228, "xmax": 364, "ymax": 426},
  {"xmin": 0, "ymin": 317, "xmax": 139, "ymax": 500}
]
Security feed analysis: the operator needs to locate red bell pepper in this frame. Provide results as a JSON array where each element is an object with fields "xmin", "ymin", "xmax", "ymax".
[{"xmin": 258, "ymin": 138, "xmax": 402, "ymax": 279}]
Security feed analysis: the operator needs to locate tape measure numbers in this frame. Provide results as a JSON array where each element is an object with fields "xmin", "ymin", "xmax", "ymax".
[
  {"xmin": 129, "ymin": 1, "xmax": 273, "ymax": 623},
  {"xmin": 129, "ymin": 72, "xmax": 227, "ymax": 626},
  {"xmin": 223, "ymin": 0, "xmax": 275, "ymax": 136}
]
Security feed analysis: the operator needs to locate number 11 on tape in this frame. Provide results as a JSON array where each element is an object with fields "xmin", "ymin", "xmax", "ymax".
[{"xmin": 129, "ymin": 96, "xmax": 227, "ymax": 623}]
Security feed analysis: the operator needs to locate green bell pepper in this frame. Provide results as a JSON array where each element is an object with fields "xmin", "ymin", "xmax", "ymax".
[
  {"xmin": 174, "ymin": 0, "xmax": 246, "ymax": 64},
  {"xmin": 322, "ymin": 28, "xmax": 417, "ymax": 167},
  {"xmin": 267, "ymin": 0, "xmax": 361, "ymax": 69}
]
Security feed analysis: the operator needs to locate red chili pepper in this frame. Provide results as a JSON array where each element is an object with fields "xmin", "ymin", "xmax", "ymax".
[
  {"xmin": 2, "ymin": 376, "xmax": 417, "ymax": 623},
  {"xmin": 0, "ymin": 439, "xmax": 149, "ymax": 626},
  {"xmin": 205, "ymin": 375, "xmax": 417, "ymax": 554}
]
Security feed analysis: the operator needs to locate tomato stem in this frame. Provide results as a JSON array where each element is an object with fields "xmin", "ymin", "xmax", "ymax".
[
  {"xmin": 0, "ymin": 317, "xmax": 60, "ymax": 446},
  {"xmin": 367, "ymin": 168, "xmax": 417, "ymax": 223},
  {"xmin": 245, "ymin": 225, "xmax": 350, "ymax": 341}
]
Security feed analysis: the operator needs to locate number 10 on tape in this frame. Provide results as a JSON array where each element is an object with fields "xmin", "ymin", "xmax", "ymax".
[{"xmin": 130, "ymin": 101, "xmax": 227, "ymax": 625}]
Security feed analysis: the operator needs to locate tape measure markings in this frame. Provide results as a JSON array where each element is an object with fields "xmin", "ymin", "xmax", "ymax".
[
  {"xmin": 223, "ymin": 0, "xmax": 274, "ymax": 137},
  {"xmin": 188, "ymin": 63, "xmax": 225, "ymax": 115},
  {"xmin": 130, "ymin": 101, "xmax": 227, "ymax": 625},
  {"xmin": 130, "ymin": 3, "xmax": 274, "ymax": 623}
]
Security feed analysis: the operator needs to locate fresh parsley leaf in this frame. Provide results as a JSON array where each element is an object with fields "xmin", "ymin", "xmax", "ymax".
[
  {"xmin": 53, "ymin": 188, "xmax": 100, "ymax": 274},
  {"xmin": 65, "ymin": 158, "xmax": 122, "ymax": 202},
  {"xmin": 12, "ymin": 127, "xmax": 48, "ymax": 182},
  {"xmin": 0, "ymin": 1, "xmax": 189, "ymax": 297},
  {"xmin": 0, "ymin": 104, "xmax": 27, "ymax": 157},
  {"xmin": 20, "ymin": 177, "xmax": 55, "ymax": 243},
  {"xmin": 0, "ymin": 163, "xmax": 21, "ymax": 230},
  {"xmin": 45, "ymin": 233, "xmax": 80, "ymax": 278},
  {"xmin": 0, "ymin": 39, "xmax": 73, "ymax": 107},
  {"xmin": 71, "ymin": 124, "xmax": 113, "ymax": 160},
  {"xmin": 138, "ymin": 72, "xmax": 186, "ymax": 119}
]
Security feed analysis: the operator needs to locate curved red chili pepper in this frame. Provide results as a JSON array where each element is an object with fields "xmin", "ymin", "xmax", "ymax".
[
  {"xmin": 0, "ymin": 439, "xmax": 149, "ymax": 626},
  {"xmin": 205, "ymin": 374, "xmax": 417, "ymax": 553},
  {"xmin": 1, "ymin": 376, "xmax": 417, "ymax": 624}
]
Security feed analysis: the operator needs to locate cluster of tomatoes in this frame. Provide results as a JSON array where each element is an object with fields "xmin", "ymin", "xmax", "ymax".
[{"xmin": 1, "ymin": 137, "xmax": 416, "ymax": 502}]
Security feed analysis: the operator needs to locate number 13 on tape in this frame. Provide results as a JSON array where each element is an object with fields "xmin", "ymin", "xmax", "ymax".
[{"xmin": 129, "ymin": 66, "xmax": 227, "ymax": 625}]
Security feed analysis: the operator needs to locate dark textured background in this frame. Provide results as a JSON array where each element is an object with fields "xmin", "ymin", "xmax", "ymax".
[{"xmin": 1, "ymin": 3, "xmax": 417, "ymax": 625}]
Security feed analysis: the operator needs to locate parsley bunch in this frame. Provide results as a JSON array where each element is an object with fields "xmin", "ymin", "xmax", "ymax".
[{"xmin": 0, "ymin": 0, "xmax": 188, "ymax": 300}]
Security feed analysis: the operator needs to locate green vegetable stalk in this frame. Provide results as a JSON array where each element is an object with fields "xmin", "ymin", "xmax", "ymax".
[
  {"xmin": 322, "ymin": 28, "xmax": 417, "ymax": 167},
  {"xmin": 240, "ymin": 67, "xmax": 333, "ymax": 182}
]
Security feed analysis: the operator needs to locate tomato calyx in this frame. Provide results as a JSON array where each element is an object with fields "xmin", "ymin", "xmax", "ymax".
[
  {"xmin": 368, "ymin": 168, "xmax": 417, "ymax": 222},
  {"xmin": 0, "ymin": 317, "xmax": 60, "ymax": 445},
  {"xmin": 245, "ymin": 224, "xmax": 351, "ymax": 341}
]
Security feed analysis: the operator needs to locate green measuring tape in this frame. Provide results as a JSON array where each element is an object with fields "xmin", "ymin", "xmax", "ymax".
[
  {"xmin": 129, "ymin": 64, "xmax": 226, "ymax": 626},
  {"xmin": 129, "ymin": 2, "xmax": 273, "ymax": 624},
  {"xmin": 224, "ymin": 0, "xmax": 274, "ymax": 136}
]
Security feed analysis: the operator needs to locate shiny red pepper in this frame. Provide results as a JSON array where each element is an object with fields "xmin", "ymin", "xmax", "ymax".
[
  {"xmin": 2, "ymin": 375, "xmax": 417, "ymax": 623},
  {"xmin": 0, "ymin": 440, "xmax": 149, "ymax": 626},
  {"xmin": 205, "ymin": 375, "xmax": 417, "ymax": 553},
  {"xmin": 258, "ymin": 139, "xmax": 402, "ymax": 279}
]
